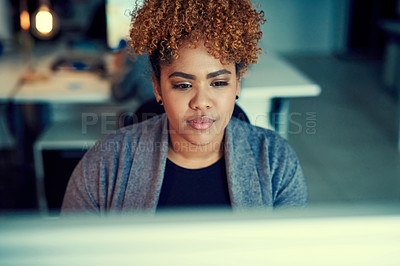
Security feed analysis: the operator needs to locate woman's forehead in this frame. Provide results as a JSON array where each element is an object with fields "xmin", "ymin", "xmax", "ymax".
[{"xmin": 160, "ymin": 42, "xmax": 235, "ymax": 74}]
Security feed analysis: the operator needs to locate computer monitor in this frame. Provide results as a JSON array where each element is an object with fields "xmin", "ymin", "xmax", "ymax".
[
  {"xmin": 1, "ymin": 206, "xmax": 400, "ymax": 265},
  {"xmin": 105, "ymin": 0, "xmax": 143, "ymax": 50}
]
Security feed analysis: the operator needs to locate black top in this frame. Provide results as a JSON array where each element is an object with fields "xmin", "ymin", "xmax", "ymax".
[{"xmin": 157, "ymin": 157, "xmax": 231, "ymax": 209}]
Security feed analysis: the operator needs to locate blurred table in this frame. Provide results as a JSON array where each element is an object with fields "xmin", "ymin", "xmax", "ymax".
[
  {"xmin": 239, "ymin": 52, "xmax": 321, "ymax": 138},
  {"xmin": 9, "ymin": 49, "xmax": 139, "ymax": 213},
  {"xmin": 0, "ymin": 53, "xmax": 23, "ymax": 101},
  {"xmin": 0, "ymin": 46, "xmax": 131, "ymax": 212},
  {"xmin": 12, "ymin": 47, "xmax": 111, "ymax": 104},
  {"xmin": 14, "ymin": 72, "xmax": 110, "ymax": 103}
]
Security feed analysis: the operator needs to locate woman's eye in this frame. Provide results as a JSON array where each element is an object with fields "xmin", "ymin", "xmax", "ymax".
[
  {"xmin": 211, "ymin": 81, "xmax": 228, "ymax": 87},
  {"xmin": 172, "ymin": 83, "xmax": 192, "ymax": 90}
]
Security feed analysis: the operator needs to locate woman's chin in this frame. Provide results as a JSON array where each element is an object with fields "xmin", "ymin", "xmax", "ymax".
[{"xmin": 171, "ymin": 135, "xmax": 222, "ymax": 152}]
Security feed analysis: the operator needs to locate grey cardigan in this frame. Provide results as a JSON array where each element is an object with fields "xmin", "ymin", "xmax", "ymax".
[{"xmin": 61, "ymin": 114, "xmax": 307, "ymax": 213}]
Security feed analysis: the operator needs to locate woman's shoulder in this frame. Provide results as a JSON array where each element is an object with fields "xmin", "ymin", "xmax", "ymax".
[
  {"xmin": 103, "ymin": 113, "xmax": 165, "ymax": 139},
  {"xmin": 227, "ymin": 117, "xmax": 298, "ymax": 163},
  {"xmin": 228, "ymin": 117, "xmax": 287, "ymax": 145},
  {"xmin": 85, "ymin": 114, "xmax": 167, "ymax": 157}
]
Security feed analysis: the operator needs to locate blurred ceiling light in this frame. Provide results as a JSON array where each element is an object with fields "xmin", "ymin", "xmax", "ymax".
[
  {"xmin": 35, "ymin": 5, "xmax": 52, "ymax": 34},
  {"xmin": 31, "ymin": 4, "xmax": 59, "ymax": 39},
  {"xmin": 20, "ymin": 10, "xmax": 30, "ymax": 31}
]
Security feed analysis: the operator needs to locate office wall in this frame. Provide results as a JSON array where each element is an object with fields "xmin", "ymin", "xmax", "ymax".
[{"xmin": 258, "ymin": 0, "xmax": 349, "ymax": 55}]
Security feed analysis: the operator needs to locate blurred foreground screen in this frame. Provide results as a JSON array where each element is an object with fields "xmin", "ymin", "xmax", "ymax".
[{"xmin": 0, "ymin": 203, "xmax": 400, "ymax": 265}]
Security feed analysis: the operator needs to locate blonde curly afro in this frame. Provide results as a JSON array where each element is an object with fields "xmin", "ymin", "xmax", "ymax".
[{"xmin": 128, "ymin": 0, "xmax": 266, "ymax": 79}]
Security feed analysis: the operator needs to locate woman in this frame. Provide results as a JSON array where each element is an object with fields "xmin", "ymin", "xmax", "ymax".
[{"xmin": 61, "ymin": 0, "xmax": 307, "ymax": 213}]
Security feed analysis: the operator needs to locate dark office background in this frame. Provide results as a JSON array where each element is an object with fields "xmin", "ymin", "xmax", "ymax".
[{"xmin": 346, "ymin": 0, "xmax": 398, "ymax": 57}]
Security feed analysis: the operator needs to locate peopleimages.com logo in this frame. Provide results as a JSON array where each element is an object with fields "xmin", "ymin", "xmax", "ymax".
[
  {"xmin": 270, "ymin": 112, "xmax": 317, "ymax": 135},
  {"xmin": 80, "ymin": 111, "xmax": 317, "ymax": 136}
]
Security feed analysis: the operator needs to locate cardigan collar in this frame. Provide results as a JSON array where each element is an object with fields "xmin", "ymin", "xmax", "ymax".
[
  {"xmin": 224, "ymin": 118, "xmax": 264, "ymax": 208},
  {"xmin": 127, "ymin": 114, "xmax": 264, "ymax": 212}
]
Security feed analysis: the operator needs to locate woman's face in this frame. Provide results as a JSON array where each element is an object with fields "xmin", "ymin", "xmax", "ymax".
[{"xmin": 153, "ymin": 42, "xmax": 241, "ymax": 150}]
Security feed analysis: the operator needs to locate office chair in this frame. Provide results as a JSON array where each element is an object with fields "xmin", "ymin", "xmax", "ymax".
[{"xmin": 118, "ymin": 99, "xmax": 250, "ymax": 128}]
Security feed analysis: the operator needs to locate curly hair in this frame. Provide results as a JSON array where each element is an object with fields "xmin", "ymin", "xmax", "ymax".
[{"xmin": 128, "ymin": 0, "xmax": 265, "ymax": 81}]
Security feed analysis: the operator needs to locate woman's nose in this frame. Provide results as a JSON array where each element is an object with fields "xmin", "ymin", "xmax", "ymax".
[{"xmin": 189, "ymin": 87, "xmax": 212, "ymax": 110}]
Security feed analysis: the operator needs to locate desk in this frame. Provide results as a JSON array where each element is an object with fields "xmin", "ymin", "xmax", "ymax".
[
  {"xmin": 0, "ymin": 53, "xmax": 24, "ymax": 100},
  {"xmin": 33, "ymin": 120, "xmax": 113, "ymax": 211},
  {"xmin": 14, "ymin": 72, "xmax": 110, "ymax": 103},
  {"xmin": 0, "ymin": 47, "xmax": 137, "ymax": 212},
  {"xmin": 14, "ymin": 55, "xmax": 140, "ymax": 212},
  {"xmin": 13, "ymin": 49, "xmax": 111, "ymax": 104},
  {"xmin": 32, "ymin": 97, "xmax": 141, "ymax": 212},
  {"xmin": 238, "ymin": 52, "xmax": 321, "ymax": 137}
]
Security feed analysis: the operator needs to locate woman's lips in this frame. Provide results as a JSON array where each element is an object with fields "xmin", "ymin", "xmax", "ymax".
[{"xmin": 186, "ymin": 116, "xmax": 215, "ymax": 130}]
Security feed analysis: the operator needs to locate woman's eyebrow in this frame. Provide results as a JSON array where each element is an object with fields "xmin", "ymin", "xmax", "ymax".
[
  {"xmin": 207, "ymin": 69, "xmax": 231, "ymax": 79},
  {"xmin": 168, "ymin": 72, "xmax": 195, "ymax": 80},
  {"xmin": 168, "ymin": 69, "xmax": 232, "ymax": 80}
]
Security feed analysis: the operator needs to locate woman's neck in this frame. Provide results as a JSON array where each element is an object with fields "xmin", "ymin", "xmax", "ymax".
[{"xmin": 167, "ymin": 135, "xmax": 224, "ymax": 169}]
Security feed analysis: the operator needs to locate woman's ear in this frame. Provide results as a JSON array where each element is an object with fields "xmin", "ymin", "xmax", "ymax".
[
  {"xmin": 235, "ymin": 77, "xmax": 241, "ymax": 97},
  {"xmin": 152, "ymin": 75, "xmax": 162, "ymax": 100}
]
